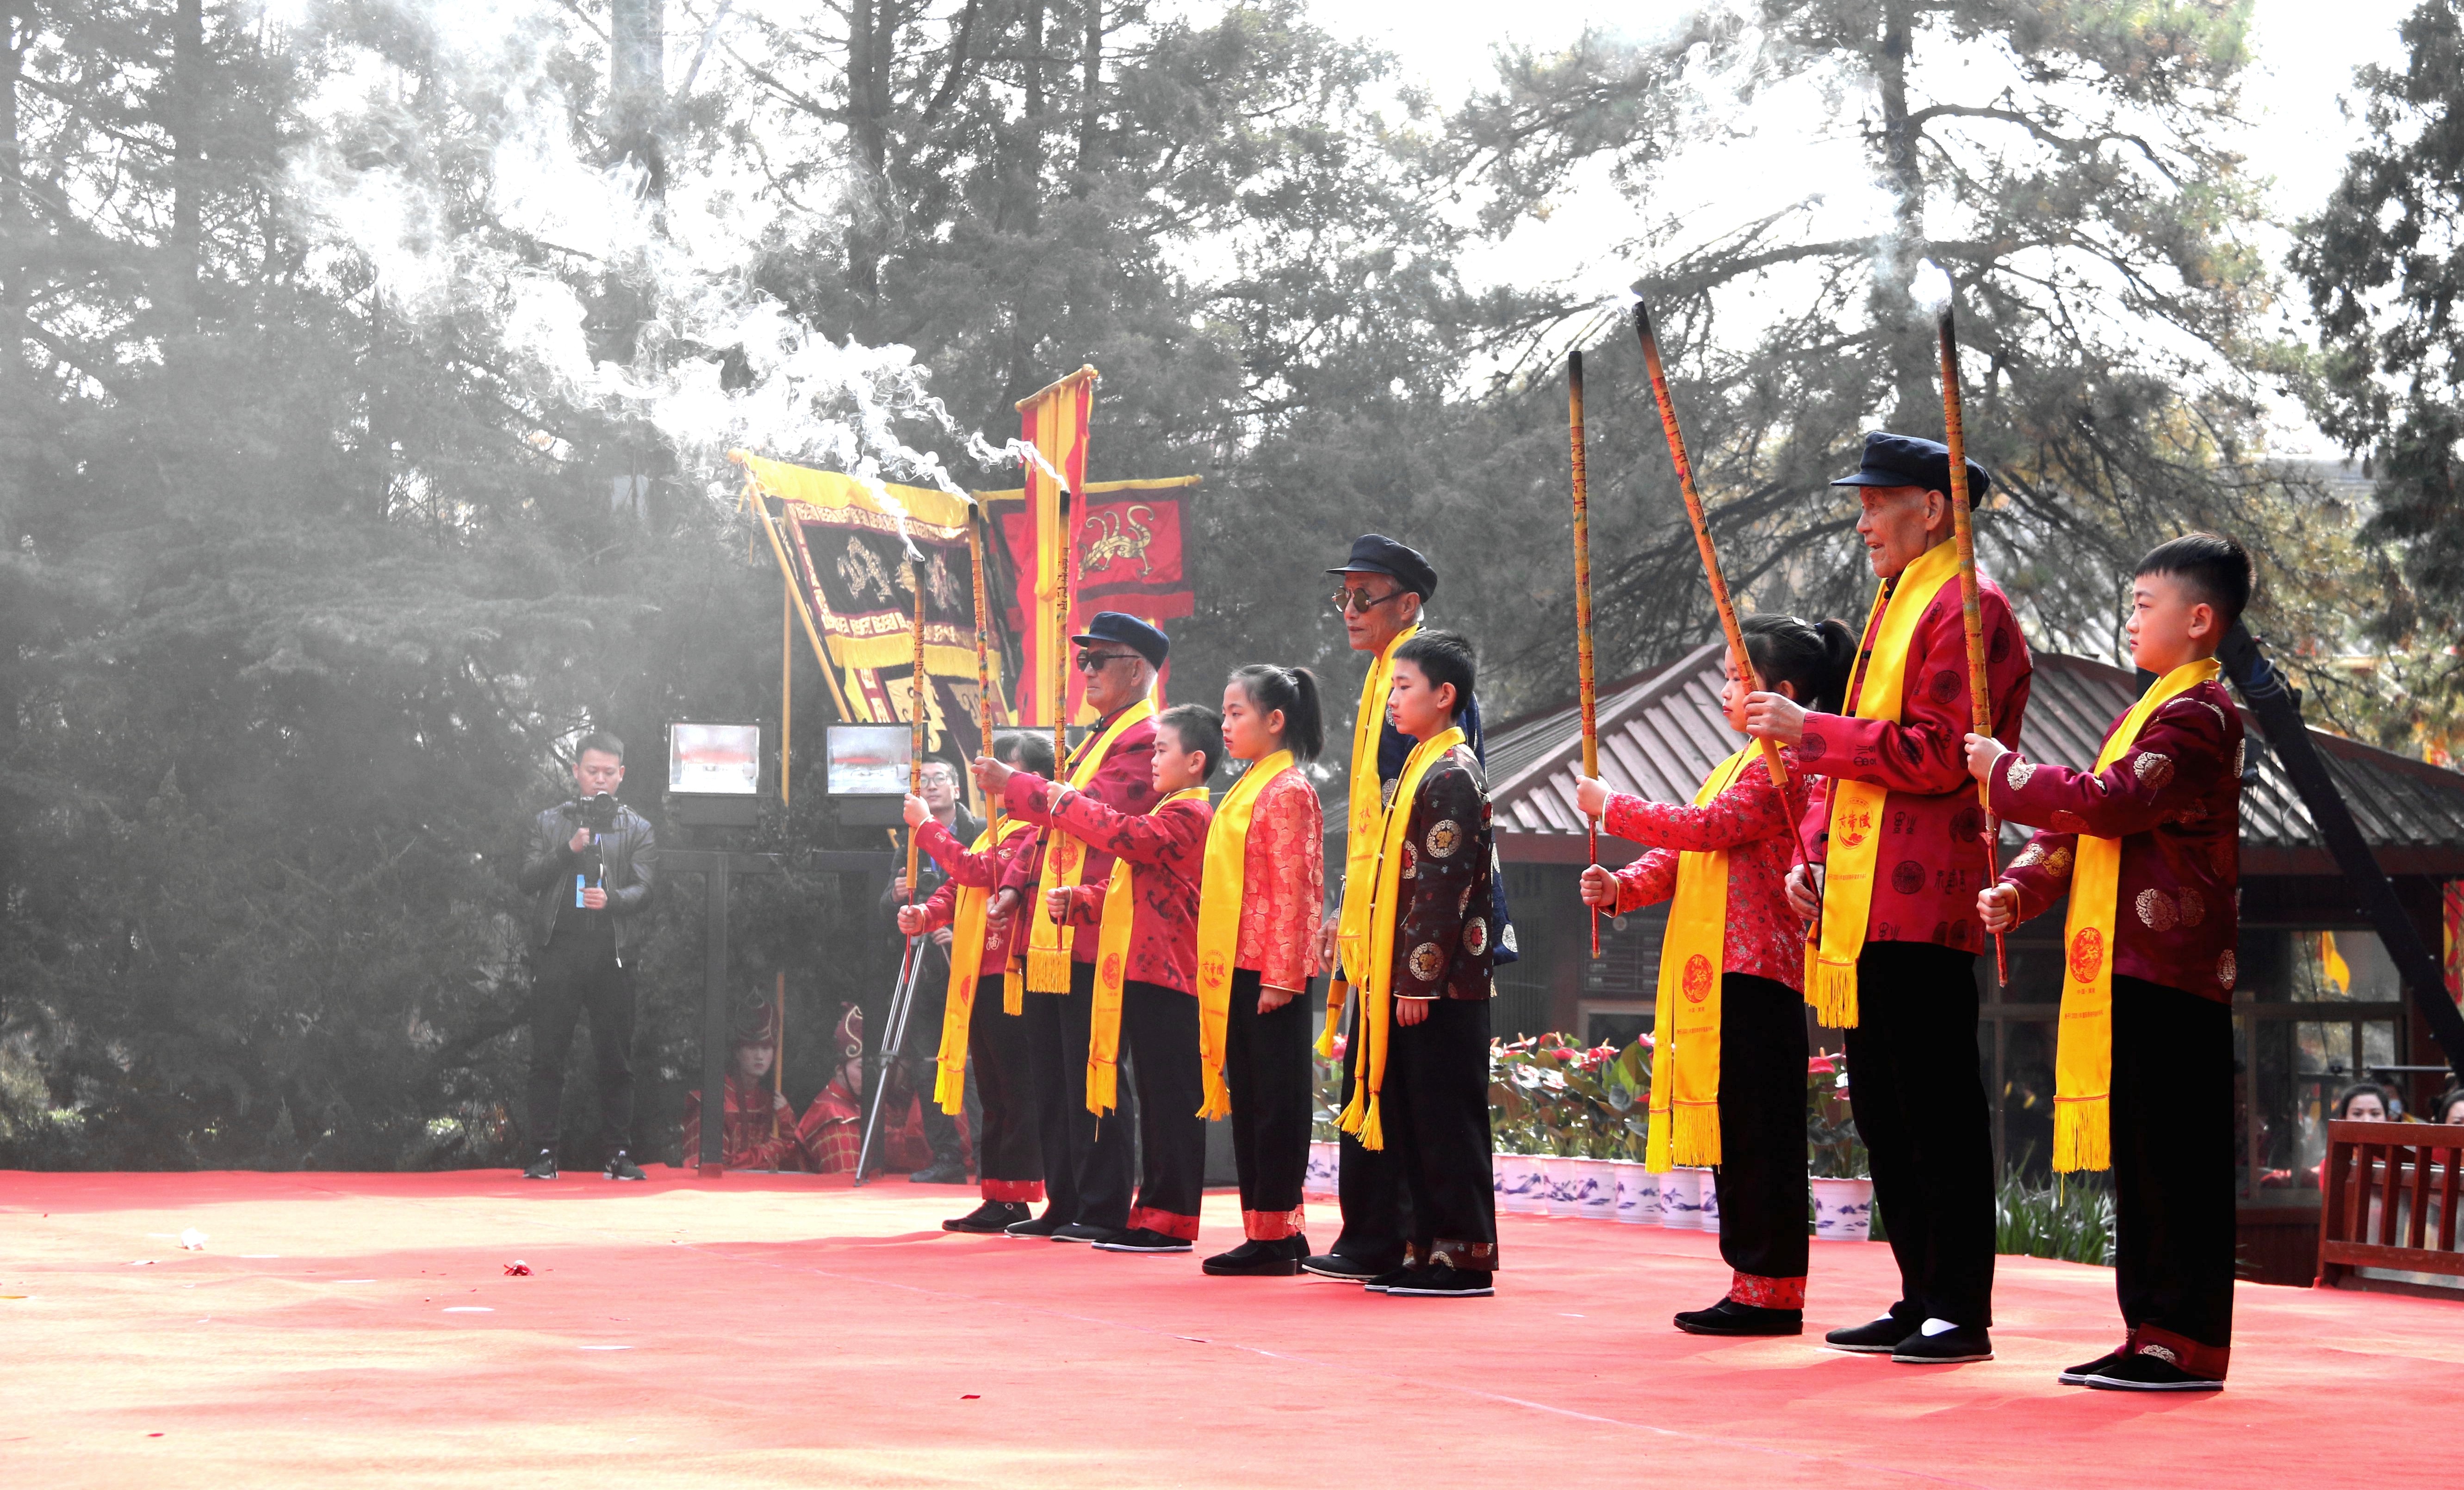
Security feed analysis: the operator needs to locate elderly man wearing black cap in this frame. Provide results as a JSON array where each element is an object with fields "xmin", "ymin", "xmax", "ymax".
[
  {"xmin": 1741, "ymin": 431, "xmax": 2033, "ymax": 1365},
  {"xmin": 980, "ymin": 611, "xmax": 1168, "ymax": 1241},
  {"xmin": 1303, "ymin": 534, "xmax": 1517, "ymax": 1284}
]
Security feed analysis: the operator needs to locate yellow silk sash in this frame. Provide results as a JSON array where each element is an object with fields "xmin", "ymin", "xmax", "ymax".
[
  {"xmin": 1806, "ymin": 540, "xmax": 1963, "ymax": 1027},
  {"xmin": 1322, "ymin": 625, "xmax": 1417, "ymax": 1056},
  {"xmin": 1193, "ymin": 751, "xmax": 1296, "ymax": 1119},
  {"xmin": 2053, "ymin": 657, "xmax": 2220, "ymax": 1172},
  {"xmin": 932, "ymin": 817, "xmax": 1036, "ymax": 1114},
  {"xmin": 1026, "ymin": 699, "xmax": 1157, "ymax": 992},
  {"xmin": 1085, "ymin": 786, "xmax": 1210, "ymax": 1117},
  {"xmin": 1338, "ymin": 726, "xmax": 1465, "ymax": 1152},
  {"xmin": 1645, "ymin": 746, "xmax": 1755, "ymax": 1171}
]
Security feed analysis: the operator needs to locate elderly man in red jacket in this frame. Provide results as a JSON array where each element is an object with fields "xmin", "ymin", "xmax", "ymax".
[{"xmin": 981, "ymin": 612, "xmax": 1167, "ymax": 1242}]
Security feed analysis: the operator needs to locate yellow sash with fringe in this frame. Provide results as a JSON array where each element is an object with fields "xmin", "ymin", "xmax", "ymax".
[
  {"xmin": 1806, "ymin": 540, "xmax": 1963, "ymax": 1027},
  {"xmin": 1645, "ymin": 746, "xmax": 1755, "ymax": 1171},
  {"xmin": 2053, "ymin": 657, "xmax": 2219, "ymax": 1172},
  {"xmin": 1193, "ymin": 752, "xmax": 1296, "ymax": 1119},
  {"xmin": 1026, "ymin": 699, "xmax": 1157, "ymax": 992},
  {"xmin": 1322, "ymin": 626, "xmax": 1417, "ymax": 1057},
  {"xmin": 1084, "ymin": 785, "xmax": 1210, "ymax": 1117},
  {"xmin": 932, "ymin": 817, "xmax": 1037, "ymax": 1113},
  {"xmin": 1338, "ymin": 726, "xmax": 1465, "ymax": 1152}
]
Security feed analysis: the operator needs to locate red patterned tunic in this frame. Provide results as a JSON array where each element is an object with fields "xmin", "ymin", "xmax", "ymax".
[
  {"xmin": 1797, "ymin": 566, "xmax": 2033, "ymax": 953},
  {"xmin": 995, "ymin": 714, "xmax": 1161, "ymax": 962},
  {"xmin": 682, "ymin": 1074, "xmax": 808, "ymax": 1172},
  {"xmin": 1601, "ymin": 747, "xmax": 1808, "ymax": 992},
  {"xmin": 1009, "ymin": 778, "xmax": 1211, "ymax": 995},
  {"xmin": 1989, "ymin": 677, "xmax": 2245, "ymax": 1002},
  {"xmin": 795, "ymin": 1077, "xmax": 936, "ymax": 1174},
  {"xmin": 1393, "ymin": 745, "xmax": 1497, "ymax": 1002},
  {"xmin": 915, "ymin": 818, "xmax": 1040, "ymax": 963},
  {"xmin": 1237, "ymin": 766, "xmax": 1324, "ymax": 991}
]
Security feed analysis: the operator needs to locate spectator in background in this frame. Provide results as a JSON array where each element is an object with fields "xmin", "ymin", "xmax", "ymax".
[
  {"xmin": 2433, "ymin": 1088, "xmax": 2464, "ymax": 1125},
  {"xmin": 682, "ymin": 999, "xmax": 806, "ymax": 1171},
  {"xmin": 799, "ymin": 1005, "xmax": 940, "ymax": 1174},
  {"xmin": 879, "ymin": 757, "xmax": 982, "ymax": 1183},
  {"xmin": 2333, "ymin": 1083, "xmax": 2390, "ymax": 1124}
]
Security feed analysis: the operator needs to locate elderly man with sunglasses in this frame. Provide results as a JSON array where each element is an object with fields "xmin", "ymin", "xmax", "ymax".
[
  {"xmin": 984, "ymin": 612, "xmax": 1168, "ymax": 1240},
  {"xmin": 1303, "ymin": 536, "xmax": 1517, "ymax": 1284}
]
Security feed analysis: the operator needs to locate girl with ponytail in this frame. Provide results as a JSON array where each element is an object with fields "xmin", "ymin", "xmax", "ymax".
[
  {"xmin": 1192, "ymin": 664, "xmax": 1328, "ymax": 1276},
  {"xmin": 1571, "ymin": 614, "xmax": 1854, "ymax": 1336}
]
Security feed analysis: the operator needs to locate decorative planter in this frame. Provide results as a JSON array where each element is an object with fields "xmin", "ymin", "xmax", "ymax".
[
  {"xmin": 1495, "ymin": 1153, "xmax": 1549, "ymax": 1215},
  {"xmin": 1572, "ymin": 1157, "xmax": 1618, "ymax": 1220},
  {"xmin": 1304, "ymin": 1140, "xmax": 1339, "ymax": 1198},
  {"xmin": 1613, "ymin": 1161, "xmax": 1661, "ymax": 1224},
  {"xmin": 1686, "ymin": 1166, "xmax": 1719, "ymax": 1234},
  {"xmin": 1812, "ymin": 1176, "xmax": 1875, "ymax": 1242},
  {"xmin": 1542, "ymin": 1156, "xmax": 1581, "ymax": 1216},
  {"xmin": 1657, "ymin": 1167, "xmax": 1701, "ymax": 1229}
]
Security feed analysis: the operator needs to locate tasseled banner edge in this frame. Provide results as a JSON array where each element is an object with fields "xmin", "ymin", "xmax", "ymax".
[
  {"xmin": 1315, "ymin": 980, "xmax": 1347, "ymax": 1060},
  {"xmin": 2054, "ymin": 1096, "xmax": 2110, "ymax": 1173},
  {"xmin": 1644, "ymin": 1103, "xmax": 1673, "ymax": 1174},
  {"xmin": 1026, "ymin": 946, "xmax": 1073, "ymax": 993},
  {"xmin": 1084, "ymin": 1056, "xmax": 1118, "ymax": 1120},
  {"xmin": 1196, "ymin": 1068, "xmax": 1231, "ymax": 1122},
  {"xmin": 934, "ymin": 1059, "xmax": 966, "ymax": 1117},
  {"xmin": 1338, "ymin": 1087, "xmax": 1382, "ymax": 1150},
  {"xmin": 1670, "ymin": 1099, "xmax": 1721, "ymax": 1169},
  {"xmin": 1002, "ymin": 968, "xmax": 1024, "ymax": 1016},
  {"xmin": 1807, "ymin": 955, "xmax": 1859, "ymax": 1029}
]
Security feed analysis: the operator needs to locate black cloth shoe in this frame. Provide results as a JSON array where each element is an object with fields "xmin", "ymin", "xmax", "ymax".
[
  {"xmin": 1300, "ymin": 1252, "xmax": 1385, "ymax": 1282},
  {"xmin": 2059, "ymin": 1351, "xmax": 2123, "ymax": 1386},
  {"xmin": 909, "ymin": 1159, "xmax": 970, "ymax": 1185},
  {"xmin": 1825, "ymin": 1312, "xmax": 1920, "ymax": 1353},
  {"xmin": 1004, "ymin": 1211, "xmax": 1068, "ymax": 1238},
  {"xmin": 1361, "ymin": 1264, "xmax": 1417, "ymax": 1293},
  {"xmin": 1674, "ymin": 1298, "xmax": 1803, "ymax": 1336},
  {"xmin": 1203, "ymin": 1238, "xmax": 1304, "ymax": 1277},
  {"xmin": 1092, "ymin": 1228, "xmax": 1193, "ymax": 1254},
  {"xmin": 1891, "ymin": 1325, "xmax": 1993, "ymax": 1364},
  {"xmin": 1051, "ymin": 1221, "xmax": 1121, "ymax": 1244},
  {"xmin": 945, "ymin": 1200, "xmax": 1032, "ymax": 1235},
  {"xmin": 603, "ymin": 1150, "xmax": 646, "ymax": 1181},
  {"xmin": 2084, "ymin": 1354, "xmax": 2223, "ymax": 1392},
  {"xmin": 1384, "ymin": 1264, "xmax": 1494, "ymax": 1298},
  {"xmin": 522, "ymin": 1150, "xmax": 558, "ymax": 1181}
]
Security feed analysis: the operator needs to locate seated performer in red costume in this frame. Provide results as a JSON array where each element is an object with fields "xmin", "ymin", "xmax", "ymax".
[
  {"xmin": 898, "ymin": 731, "xmax": 1056, "ymax": 1233},
  {"xmin": 682, "ymin": 999, "xmax": 807, "ymax": 1172},
  {"xmin": 1969, "ymin": 533, "xmax": 2251, "ymax": 1393},
  {"xmin": 1575, "ymin": 613, "xmax": 1854, "ymax": 1335},
  {"xmin": 797, "ymin": 1005, "xmax": 939, "ymax": 1175}
]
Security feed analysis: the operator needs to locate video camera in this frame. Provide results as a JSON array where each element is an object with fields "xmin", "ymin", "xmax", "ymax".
[{"xmin": 573, "ymin": 791, "xmax": 621, "ymax": 835}]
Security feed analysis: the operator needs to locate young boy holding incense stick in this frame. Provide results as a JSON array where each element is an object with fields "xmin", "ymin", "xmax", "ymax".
[
  {"xmin": 1965, "ymin": 533, "xmax": 2251, "ymax": 1393},
  {"xmin": 1342, "ymin": 629, "xmax": 1499, "ymax": 1298},
  {"xmin": 899, "ymin": 732, "xmax": 1055, "ymax": 1234},
  {"xmin": 981, "ymin": 705, "xmax": 1219, "ymax": 1254},
  {"xmin": 1194, "ymin": 665, "xmax": 1327, "ymax": 1277},
  {"xmin": 1575, "ymin": 614, "xmax": 1856, "ymax": 1336}
]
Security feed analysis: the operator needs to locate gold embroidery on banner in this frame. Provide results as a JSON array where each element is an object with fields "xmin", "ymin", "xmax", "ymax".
[{"xmin": 1079, "ymin": 505, "xmax": 1158, "ymax": 577}]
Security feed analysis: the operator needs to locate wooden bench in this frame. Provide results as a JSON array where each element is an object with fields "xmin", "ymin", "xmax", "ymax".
[{"xmin": 2318, "ymin": 1119, "xmax": 2464, "ymax": 1297}]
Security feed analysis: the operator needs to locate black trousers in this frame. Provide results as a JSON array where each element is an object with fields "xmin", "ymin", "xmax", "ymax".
[
  {"xmin": 1716, "ymin": 973, "xmax": 1811, "ymax": 1285},
  {"xmin": 1224, "ymin": 968, "xmax": 1316, "ymax": 1239},
  {"xmin": 1122, "ymin": 981, "xmax": 1209, "ymax": 1237},
  {"xmin": 1331, "ymin": 992, "xmax": 1407, "ymax": 1268},
  {"xmin": 1841, "ymin": 940, "xmax": 1995, "ymax": 1327},
  {"xmin": 524, "ymin": 931, "xmax": 636, "ymax": 1160},
  {"xmin": 967, "ymin": 975, "xmax": 1043, "ymax": 1203},
  {"xmin": 1021, "ymin": 960, "xmax": 1137, "ymax": 1229},
  {"xmin": 1382, "ymin": 997, "xmax": 1498, "ymax": 1271},
  {"xmin": 2112, "ymin": 975, "xmax": 2235, "ymax": 1353}
]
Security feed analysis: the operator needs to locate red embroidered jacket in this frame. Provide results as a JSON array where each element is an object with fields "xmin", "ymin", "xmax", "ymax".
[
  {"xmin": 1602, "ymin": 747, "xmax": 1807, "ymax": 992},
  {"xmin": 682, "ymin": 1073, "xmax": 807, "ymax": 1172},
  {"xmin": 1392, "ymin": 744, "xmax": 1496, "ymax": 1001},
  {"xmin": 1010, "ymin": 777, "xmax": 1212, "ymax": 995},
  {"xmin": 1237, "ymin": 765, "xmax": 1324, "ymax": 992},
  {"xmin": 1990, "ymin": 677, "xmax": 2245, "ymax": 1002},
  {"xmin": 995, "ymin": 713, "xmax": 1161, "ymax": 961},
  {"xmin": 1798, "ymin": 567, "xmax": 2033, "ymax": 954},
  {"xmin": 796, "ymin": 1076, "xmax": 937, "ymax": 1174},
  {"xmin": 915, "ymin": 818, "xmax": 1040, "ymax": 964}
]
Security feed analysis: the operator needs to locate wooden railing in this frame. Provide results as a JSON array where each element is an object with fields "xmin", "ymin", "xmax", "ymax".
[{"xmin": 2318, "ymin": 1119, "xmax": 2464, "ymax": 1295}]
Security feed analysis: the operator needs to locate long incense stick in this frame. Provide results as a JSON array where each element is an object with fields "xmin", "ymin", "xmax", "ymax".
[
  {"xmin": 1932, "ymin": 283, "xmax": 2011, "ymax": 986},
  {"xmin": 1570, "ymin": 350, "xmax": 1601, "ymax": 960},
  {"xmin": 969, "ymin": 503, "xmax": 1002, "ymax": 846},
  {"xmin": 906, "ymin": 546, "xmax": 928, "ymax": 909},
  {"xmin": 1053, "ymin": 487, "xmax": 1074, "ymax": 772}
]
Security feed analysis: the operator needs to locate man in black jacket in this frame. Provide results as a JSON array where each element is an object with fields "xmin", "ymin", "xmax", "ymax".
[{"xmin": 515, "ymin": 732, "xmax": 658, "ymax": 1180}]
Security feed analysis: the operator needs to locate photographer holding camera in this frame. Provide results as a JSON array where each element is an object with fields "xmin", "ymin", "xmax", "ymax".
[{"xmin": 515, "ymin": 732, "xmax": 658, "ymax": 1181}]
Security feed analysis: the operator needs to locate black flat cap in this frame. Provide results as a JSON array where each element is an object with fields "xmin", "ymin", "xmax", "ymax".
[
  {"xmin": 1070, "ymin": 610, "xmax": 1170, "ymax": 668},
  {"xmin": 1327, "ymin": 534, "xmax": 1438, "ymax": 601},
  {"xmin": 1829, "ymin": 432, "xmax": 1992, "ymax": 505}
]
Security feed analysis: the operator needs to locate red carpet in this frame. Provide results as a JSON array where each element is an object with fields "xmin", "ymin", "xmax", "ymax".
[{"xmin": 3, "ymin": 1169, "xmax": 2458, "ymax": 1487}]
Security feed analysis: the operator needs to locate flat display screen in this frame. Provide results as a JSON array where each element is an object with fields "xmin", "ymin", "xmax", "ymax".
[
  {"xmin": 825, "ymin": 724, "xmax": 912, "ymax": 797},
  {"xmin": 667, "ymin": 722, "xmax": 761, "ymax": 796}
]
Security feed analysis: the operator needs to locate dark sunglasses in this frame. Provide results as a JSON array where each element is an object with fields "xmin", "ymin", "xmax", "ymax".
[
  {"xmin": 1329, "ymin": 585, "xmax": 1410, "ymax": 615},
  {"xmin": 1074, "ymin": 649, "xmax": 1141, "ymax": 672}
]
